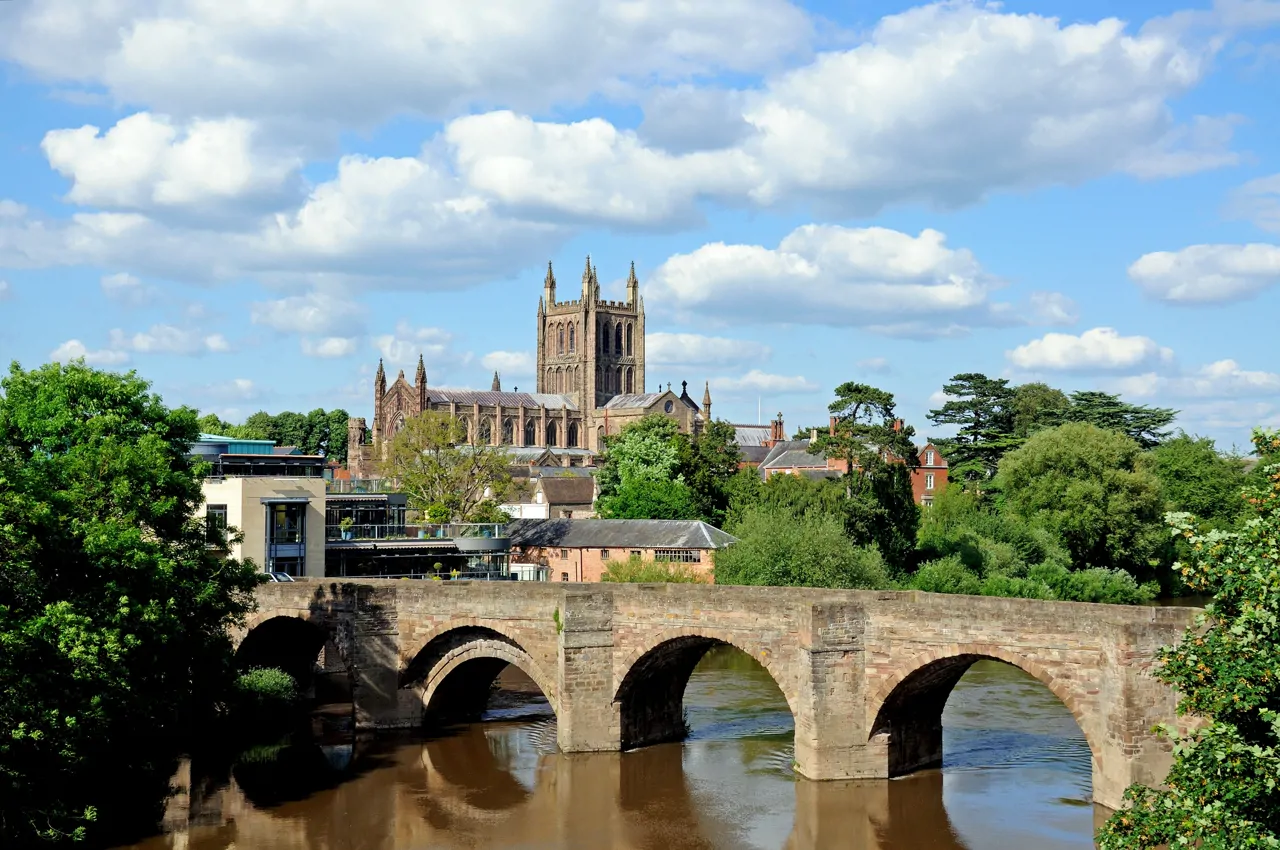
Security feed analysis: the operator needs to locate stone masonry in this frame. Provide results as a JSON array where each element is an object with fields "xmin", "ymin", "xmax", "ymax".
[{"xmin": 239, "ymin": 580, "xmax": 1199, "ymax": 810}]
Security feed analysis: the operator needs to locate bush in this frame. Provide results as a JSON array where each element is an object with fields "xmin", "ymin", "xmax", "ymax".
[
  {"xmin": 716, "ymin": 506, "xmax": 891, "ymax": 589},
  {"xmin": 906, "ymin": 556, "xmax": 983, "ymax": 595},
  {"xmin": 233, "ymin": 667, "xmax": 300, "ymax": 727},
  {"xmin": 1028, "ymin": 562, "xmax": 1157, "ymax": 605},
  {"xmin": 601, "ymin": 556, "xmax": 708, "ymax": 583}
]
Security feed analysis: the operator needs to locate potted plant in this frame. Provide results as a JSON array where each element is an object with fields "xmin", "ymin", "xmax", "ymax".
[{"xmin": 339, "ymin": 517, "xmax": 355, "ymax": 540}]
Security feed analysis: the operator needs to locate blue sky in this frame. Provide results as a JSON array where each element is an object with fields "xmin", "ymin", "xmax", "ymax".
[{"xmin": 1, "ymin": 0, "xmax": 1278, "ymax": 451}]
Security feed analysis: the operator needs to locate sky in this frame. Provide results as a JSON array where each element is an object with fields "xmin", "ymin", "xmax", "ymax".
[{"xmin": 0, "ymin": 0, "xmax": 1278, "ymax": 451}]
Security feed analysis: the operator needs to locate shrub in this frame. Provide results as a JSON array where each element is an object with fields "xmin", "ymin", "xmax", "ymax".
[
  {"xmin": 234, "ymin": 667, "xmax": 299, "ymax": 720},
  {"xmin": 716, "ymin": 506, "xmax": 891, "ymax": 589},
  {"xmin": 1028, "ymin": 562, "xmax": 1157, "ymax": 605},
  {"xmin": 601, "ymin": 555, "xmax": 708, "ymax": 583},
  {"xmin": 906, "ymin": 556, "xmax": 983, "ymax": 595}
]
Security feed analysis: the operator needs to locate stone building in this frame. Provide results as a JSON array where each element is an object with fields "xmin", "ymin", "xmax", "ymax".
[{"xmin": 347, "ymin": 258, "xmax": 709, "ymax": 476}]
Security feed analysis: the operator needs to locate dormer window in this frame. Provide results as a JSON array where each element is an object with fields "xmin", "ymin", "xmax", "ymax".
[{"xmin": 925, "ymin": 450, "xmax": 935, "ymax": 466}]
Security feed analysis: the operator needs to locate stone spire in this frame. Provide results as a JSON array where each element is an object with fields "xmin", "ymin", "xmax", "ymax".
[
  {"xmin": 626, "ymin": 260, "xmax": 639, "ymax": 305},
  {"xmin": 491, "ymin": 371, "xmax": 501, "ymax": 392},
  {"xmin": 415, "ymin": 354, "xmax": 426, "ymax": 387},
  {"xmin": 702, "ymin": 380, "xmax": 712, "ymax": 419},
  {"xmin": 543, "ymin": 261, "xmax": 556, "ymax": 306},
  {"xmin": 581, "ymin": 254, "xmax": 593, "ymax": 300},
  {"xmin": 375, "ymin": 358, "xmax": 386, "ymax": 394}
]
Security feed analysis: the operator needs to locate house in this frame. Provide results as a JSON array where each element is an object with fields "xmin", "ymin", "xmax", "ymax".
[
  {"xmin": 505, "ymin": 518, "xmax": 737, "ymax": 582},
  {"xmin": 194, "ymin": 433, "xmax": 327, "ymax": 577}
]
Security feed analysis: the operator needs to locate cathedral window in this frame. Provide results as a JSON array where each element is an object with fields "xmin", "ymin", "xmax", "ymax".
[
  {"xmin": 625, "ymin": 367, "xmax": 633, "ymax": 394},
  {"xmin": 524, "ymin": 419, "xmax": 536, "ymax": 446},
  {"xmin": 568, "ymin": 323, "xmax": 575, "ymax": 352},
  {"xmin": 614, "ymin": 323, "xmax": 623, "ymax": 354},
  {"xmin": 502, "ymin": 418, "xmax": 514, "ymax": 444},
  {"xmin": 567, "ymin": 422, "xmax": 579, "ymax": 448},
  {"xmin": 456, "ymin": 416, "xmax": 470, "ymax": 443},
  {"xmin": 615, "ymin": 366, "xmax": 623, "ymax": 393},
  {"xmin": 557, "ymin": 324, "xmax": 565, "ymax": 355},
  {"xmin": 626, "ymin": 323, "xmax": 633, "ymax": 355},
  {"xmin": 478, "ymin": 417, "xmax": 493, "ymax": 445},
  {"xmin": 603, "ymin": 321, "xmax": 612, "ymax": 355},
  {"xmin": 546, "ymin": 421, "xmax": 559, "ymax": 447}
]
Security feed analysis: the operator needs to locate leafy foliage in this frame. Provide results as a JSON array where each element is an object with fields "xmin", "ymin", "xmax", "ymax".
[
  {"xmin": 927, "ymin": 373, "xmax": 1021, "ymax": 483},
  {"xmin": 197, "ymin": 407, "xmax": 351, "ymax": 458},
  {"xmin": 1058, "ymin": 390, "xmax": 1176, "ymax": 450},
  {"xmin": 600, "ymin": 555, "xmax": 708, "ymax": 583},
  {"xmin": 0, "ymin": 362, "xmax": 261, "ymax": 845},
  {"xmin": 673, "ymin": 419, "xmax": 742, "ymax": 526},
  {"xmin": 377, "ymin": 410, "xmax": 511, "ymax": 520},
  {"xmin": 596, "ymin": 478, "xmax": 699, "ymax": 520},
  {"xmin": 995, "ymin": 423, "xmax": 1168, "ymax": 580},
  {"xmin": 814, "ymin": 381, "xmax": 919, "ymax": 494},
  {"xmin": 1151, "ymin": 432, "xmax": 1248, "ymax": 526},
  {"xmin": 1011, "ymin": 382, "xmax": 1071, "ymax": 439},
  {"xmin": 716, "ymin": 506, "xmax": 891, "ymax": 589},
  {"xmin": 1098, "ymin": 429, "xmax": 1280, "ymax": 849}
]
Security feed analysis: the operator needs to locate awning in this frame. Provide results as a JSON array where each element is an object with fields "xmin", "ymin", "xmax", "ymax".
[{"xmin": 260, "ymin": 495, "xmax": 314, "ymax": 504}]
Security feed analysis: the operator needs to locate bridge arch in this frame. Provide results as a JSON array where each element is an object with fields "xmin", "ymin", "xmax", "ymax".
[
  {"xmin": 402, "ymin": 624, "xmax": 559, "ymax": 724},
  {"xmin": 614, "ymin": 628, "xmax": 799, "ymax": 750},
  {"xmin": 867, "ymin": 644, "xmax": 1100, "ymax": 779},
  {"xmin": 234, "ymin": 612, "xmax": 354, "ymax": 707}
]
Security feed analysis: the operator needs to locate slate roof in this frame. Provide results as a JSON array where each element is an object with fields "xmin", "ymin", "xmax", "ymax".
[
  {"xmin": 759, "ymin": 439, "xmax": 827, "ymax": 473},
  {"xmin": 426, "ymin": 389, "xmax": 578, "ymax": 410},
  {"xmin": 538, "ymin": 476, "xmax": 596, "ymax": 506},
  {"xmin": 739, "ymin": 445, "xmax": 771, "ymax": 465},
  {"xmin": 506, "ymin": 518, "xmax": 737, "ymax": 550},
  {"xmin": 602, "ymin": 393, "xmax": 665, "ymax": 410},
  {"xmin": 732, "ymin": 424, "xmax": 771, "ymax": 447}
]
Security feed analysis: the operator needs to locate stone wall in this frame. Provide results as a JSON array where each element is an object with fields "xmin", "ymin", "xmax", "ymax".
[{"xmin": 242, "ymin": 580, "xmax": 1198, "ymax": 809}]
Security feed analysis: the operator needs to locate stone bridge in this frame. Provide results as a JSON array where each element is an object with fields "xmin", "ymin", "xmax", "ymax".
[{"xmin": 236, "ymin": 580, "xmax": 1199, "ymax": 810}]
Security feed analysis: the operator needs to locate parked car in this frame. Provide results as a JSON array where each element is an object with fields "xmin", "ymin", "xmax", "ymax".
[{"xmin": 265, "ymin": 572, "xmax": 295, "ymax": 582}]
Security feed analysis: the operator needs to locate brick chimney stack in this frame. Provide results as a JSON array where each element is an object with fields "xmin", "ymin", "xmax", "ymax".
[
  {"xmin": 829, "ymin": 415, "xmax": 838, "ymax": 436},
  {"xmin": 768, "ymin": 412, "xmax": 785, "ymax": 447},
  {"xmin": 893, "ymin": 418, "xmax": 903, "ymax": 432}
]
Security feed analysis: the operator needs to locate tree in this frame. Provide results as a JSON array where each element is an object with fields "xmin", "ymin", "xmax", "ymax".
[
  {"xmin": 596, "ymin": 478, "xmax": 699, "ymax": 520},
  {"xmin": 716, "ymin": 506, "xmax": 891, "ymax": 589},
  {"xmin": 995, "ymin": 423, "xmax": 1167, "ymax": 579},
  {"xmin": 378, "ymin": 410, "xmax": 511, "ymax": 520},
  {"xmin": 1150, "ymin": 432, "xmax": 1247, "ymax": 526},
  {"xmin": 1011, "ymin": 381, "xmax": 1070, "ymax": 439},
  {"xmin": 673, "ymin": 419, "xmax": 743, "ymax": 526},
  {"xmin": 814, "ymin": 382, "xmax": 919, "ymax": 496},
  {"xmin": 595, "ymin": 415, "xmax": 683, "ymax": 499},
  {"xmin": 0, "ymin": 361, "xmax": 260, "ymax": 845},
  {"xmin": 1098, "ymin": 428, "xmax": 1280, "ymax": 849},
  {"xmin": 1060, "ymin": 390, "xmax": 1176, "ymax": 449},
  {"xmin": 926, "ymin": 373, "xmax": 1019, "ymax": 483}
]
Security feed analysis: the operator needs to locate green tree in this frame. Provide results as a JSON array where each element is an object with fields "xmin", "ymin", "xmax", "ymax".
[
  {"xmin": 716, "ymin": 505, "xmax": 890, "ymax": 589},
  {"xmin": 1011, "ymin": 381, "xmax": 1070, "ymax": 439},
  {"xmin": 1098, "ymin": 428, "xmax": 1280, "ymax": 849},
  {"xmin": 596, "ymin": 478, "xmax": 699, "ymax": 520},
  {"xmin": 1060, "ymin": 390, "xmax": 1177, "ymax": 449},
  {"xmin": 995, "ymin": 423, "xmax": 1167, "ymax": 579},
  {"xmin": 378, "ymin": 410, "xmax": 511, "ymax": 520},
  {"xmin": 595, "ymin": 415, "xmax": 683, "ymax": 499},
  {"xmin": 1150, "ymin": 432, "xmax": 1247, "ymax": 526},
  {"xmin": 239, "ymin": 410, "xmax": 274, "ymax": 441},
  {"xmin": 673, "ymin": 419, "xmax": 742, "ymax": 526},
  {"xmin": 815, "ymin": 383, "xmax": 919, "ymax": 498},
  {"xmin": 926, "ymin": 373, "xmax": 1020, "ymax": 483},
  {"xmin": 196, "ymin": 412, "xmax": 238, "ymax": 436},
  {"xmin": 0, "ymin": 361, "xmax": 260, "ymax": 845}
]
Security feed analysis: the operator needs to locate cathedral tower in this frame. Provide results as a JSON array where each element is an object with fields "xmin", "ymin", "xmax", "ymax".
[{"xmin": 536, "ymin": 256, "xmax": 645, "ymax": 409}]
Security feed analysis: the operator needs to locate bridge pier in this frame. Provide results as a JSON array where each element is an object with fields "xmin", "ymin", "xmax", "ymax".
[{"xmin": 242, "ymin": 581, "xmax": 1196, "ymax": 811}]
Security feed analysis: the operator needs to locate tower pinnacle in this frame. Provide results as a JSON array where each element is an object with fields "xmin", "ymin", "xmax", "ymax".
[{"xmin": 491, "ymin": 371, "xmax": 501, "ymax": 392}]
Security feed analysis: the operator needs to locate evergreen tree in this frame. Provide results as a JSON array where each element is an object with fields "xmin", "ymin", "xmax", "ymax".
[
  {"xmin": 1060, "ymin": 390, "xmax": 1176, "ymax": 449},
  {"xmin": 926, "ymin": 373, "xmax": 1020, "ymax": 483}
]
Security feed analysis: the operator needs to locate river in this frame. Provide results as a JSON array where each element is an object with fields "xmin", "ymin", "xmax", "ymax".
[{"xmin": 118, "ymin": 646, "xmax": 1105, "ymax": 849}]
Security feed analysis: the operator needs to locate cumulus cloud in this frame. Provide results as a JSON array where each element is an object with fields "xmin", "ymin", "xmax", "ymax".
[
  {"xmin": 99, "ymin": 271, "xmax": 155, "ymax": 306},
  {"xmin": 42, "ymin": 113, "xmax": 301, "ymax": 215},
  {"xmin": 1028, "ymin": 291, "xmax": 1080, "ymax": 326},
  {"xmin": 374, "ymin": 322, "xmax": 468, "ymax": 371},
  {"xmin": 1128, "ymin": 243, "xmax": 1280, "ymax": 303},
  {"xmin": 49, "ymin": 339, "xmax": 129, "ymax": 366},
  {"xmin": 712, "ymin": 369, "xmax": 819, "ymax": 395},
  {"xmin": 646, "ymin": 224, "xmax": 1043, "ymax": 332},
  {"xmin": 647, "ymin": 332, "xmax": 771, "ymax": 367},
  {"xmin": 481, "ymin": 350, "xmax": 535, "ymax": 376},
  {"xmin": 251, "ymin": 290, "xmax": 359, "ymax": 335},
  {"xmin": 107, "ymin": 324, "xmax": 230, "ymax": 355},
  {"xmin": 301, "ymin": 337, "xmax": 359, "ymax": 358},
  {"xmin": 0, "ymin": 0, "xmax": 811, "ymax": 127},
  {"xmin": 856, "ymin": 357, "xmax": 891, "ymax": 374},
  {"xmin": 1006, "ymin": 327, "xmax": 1174, "ymax": 372},
  {"xmin": 1111, "ymin": 359, "xmax": 1280, "ymax": 400}
]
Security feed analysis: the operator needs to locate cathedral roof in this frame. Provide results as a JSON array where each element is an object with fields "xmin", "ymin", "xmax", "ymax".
[
  {"xmin": 426, "ymin": 390, "xmax": 579, "ymax": 410},
  {"xmin": 601, "ymin": 392, "xmax": 667, "ymax": 410},
  {"xmin": 732, "ymin": 424, "xmax": 772, "ymax": 447}
]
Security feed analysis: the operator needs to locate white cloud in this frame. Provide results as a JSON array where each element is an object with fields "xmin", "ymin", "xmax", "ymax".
[
  {"xmin": 647, "ymin": 224, "xmax": 1040, "ymax": 332},
  {"xmin": 99, "ymin": 271, "xmax": 154, "ymax": 306},
  {"xmin": 1128, "ymin": 243, "xmax": 1280, "ymax": 303},
  {"xmin": 1227, "ymin": 173, "xmax": 1280, "ymax": 233},
  {"xmin": 1028, "ymin": 291, "xmax": 1080, "ymax": 326},
  {"xmin": 856, "ymin": 357, "xmax": 891, "ymax": 373},
  {"xmin": 49, "ymin": 339, "xmax": 129, "ymax": 366},
  {"xmin": 42, "ymin": 113, "xmax": 300, "ymax": 214},
  {"xmin": 301, "ymin": 337, "xmax": 359, "ymax": 358},
  {"xmin": 1111, "ymin": 359, "xmax": 1280, "ymax": 400},
  {"xmin": 646, "ymin": 332, "xmax": 771, "ymax": 367},
  {"xmin": 712, "ymin": 369, "xmax": 819, "ymax": 395},
  {"xmin": 251, "ymin": 290, "xmax": 359, "ymax": 335},
  {"xmin": 481, "ymin": 350, "xmax": 535, "ymax": 376},
  {"xmin": 1, "ymin": 0, "xmax": 811, "ymax": 127},
  {"xmin": 374, "ymin": 322, "xmax": 467, "ymax": 370},
  {"xmin": 204, "ymin": 378, "xmax": 259, "ymax": 401},
  {"xmin": 108, "ymin": 324, "xmax": 230, "ymax": 355},
  {"xmin": 1007, "ymin": 327, "xmax": 1174, "ymax": 372}
]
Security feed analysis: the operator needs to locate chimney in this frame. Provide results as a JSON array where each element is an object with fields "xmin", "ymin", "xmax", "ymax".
[
  {"xmin": 829, "ymin": 416, "xmax": 837, "ymax": 436},
  {"xmin": 809, "ymin": 427, "xmax": 817, "ymax": 443},
  {"xmin": 893, "ymin": 418, "xmax": 903, "ymax": 432},
  {"xmin": 768, "ymin": 412, "xmax": 785, "ymax": 447}
]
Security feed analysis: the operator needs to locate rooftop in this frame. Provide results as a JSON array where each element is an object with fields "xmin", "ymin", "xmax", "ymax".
[{"xmin": 506, "ymin": 518, "xmax": 737, "ymax": 550}]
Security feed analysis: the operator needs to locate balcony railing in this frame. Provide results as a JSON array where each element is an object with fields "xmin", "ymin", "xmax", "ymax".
[{"xmin": 326, "ymin": 522, "xmax": 507, "ymax": 542}]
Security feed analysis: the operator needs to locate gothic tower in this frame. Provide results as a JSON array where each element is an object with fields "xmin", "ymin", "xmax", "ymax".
[{"xmin": 536, "ymin": 256, "xmax": 645, "ymax": 410}]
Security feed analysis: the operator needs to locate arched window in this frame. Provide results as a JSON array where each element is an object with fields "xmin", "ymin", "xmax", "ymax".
[
  {"xmin": 456, "ymin": 416, "xmax": 470, "ymax": 443},
  {"xmin": 625, "ymin": 367, "xmax": 633, "ymax": 394},
  {"xmin": 603, "ymin": 321, "xmax": 612, "ymax": 356},
  {"xmin": 615, "ymin": 366, "xmax": 623, "ymax": 394},
  {"xmin": 557, "ymin": 324, "xmax": 565, "ymax": 355},
  {"xmin": 567, "ymin": 422, "xmax": 579, "ymax": 448},
  {"xmin": 478, "ymin": 417, "xmax": 493, "ymax": 445},
  {"xmin": 547, "ymin": 326, "xmax": 555, "ymax": 357},
  {"xmin": 524, "ymin": 419, "xmax": 536, "ymax": 446},
  {"xmin": 626, "ymin": 323, "xmax": 633, "ymax": 355},
  {"xmin": 546, "ymin": 421, "xmax": 559, "ymax": 447},
  {"xmin": 596, "ymin": 426, "xmax": 605, "ymax": 449},
  {"xmin": 615, "ymin": 323, "xmax": 623, "ymax": 354},
  {"xmin": 568, "ymin": 323, "xmax": 575, "ymax": 352},
  {"xmin": 502, "ymin": 418, "xmax": 514, "ymax": 444},
  {"xmin": 393, "ymin": 414, "xmax": 406, "ymax": 434},
  {"xmin": 598, "ymin": 321, "xmax": 604, "ymax": 356}
]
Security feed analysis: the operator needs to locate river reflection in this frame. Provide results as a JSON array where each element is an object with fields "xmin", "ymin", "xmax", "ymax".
[{"xmin": 121, "ymin": 650, "xmax": 1100, "ymax": 850}]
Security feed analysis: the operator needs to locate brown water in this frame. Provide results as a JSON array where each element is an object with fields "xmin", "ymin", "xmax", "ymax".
[{"xmin": 121, "ymin": 650, "xmax": 1100, "ymax": 850}]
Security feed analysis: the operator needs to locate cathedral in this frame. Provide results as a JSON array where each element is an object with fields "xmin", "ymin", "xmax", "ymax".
[{"xmin": 346, "ymin": 258, "xmax": 712, "ymax": 476}]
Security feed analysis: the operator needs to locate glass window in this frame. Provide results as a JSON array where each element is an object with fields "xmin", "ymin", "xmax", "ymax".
[
  {"xmin": 630, "ymin": 550, "xmax": 641, "ymax": 558},
  {"xmin": 560, "ymin": 548, "xmax": 569, "ymax": 560},
  {"xmin": 925, "ymin": 450, "xmax": 935, "ymax": 465},
  {"xmin": 561, "ymin": 572, "xmax": 569, "ymax": 581},
  {"xmin": 206, "ymin": 504, "xmax": 228, "ymax": 544},
  {"xmin": 654, "ymin": 549, "xmax": 700, "ymax": 563},
  {"xmin": 270, "ymin": 503, "xmax": 305, "ymax": 544},
  {"xmin": 601, "ymin": 549, "xmax": 610, "ymax": 560},
  {"xmin": 925, "ymin": 473, "xmax": 935, "ymax": 491}
]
